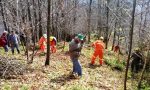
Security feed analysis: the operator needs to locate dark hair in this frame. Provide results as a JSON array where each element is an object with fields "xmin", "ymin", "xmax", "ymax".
[{"xmin": 11, "ymin": 31, "xmax": 14, "ymax": 33}]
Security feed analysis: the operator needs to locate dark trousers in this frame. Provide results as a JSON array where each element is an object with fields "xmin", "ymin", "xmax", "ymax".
[
  {"xmin": 131, "ymin": 60, "xmax": 140, "ymax": 73},
  {"xmin": 3, "ymin": 45, "xmax": 8, "ymax": 52},
  {"xmin": 11, "ymin": 43, "xmax": 20, "ymax": 54}
]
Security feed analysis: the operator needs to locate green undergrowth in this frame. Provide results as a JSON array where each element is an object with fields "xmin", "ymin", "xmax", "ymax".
[{"xmin": 104, "ymin": 53, "xmax": 125, "ymax": 71}]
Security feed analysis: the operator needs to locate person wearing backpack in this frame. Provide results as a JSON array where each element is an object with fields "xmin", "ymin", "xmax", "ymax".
[
  {"xmin": 8, "ymin": 31, "xmax": 20, "ymax": 54},
  {"xmin": 0, "ymin": 31, "xmax": 9, "ymax": 52}
]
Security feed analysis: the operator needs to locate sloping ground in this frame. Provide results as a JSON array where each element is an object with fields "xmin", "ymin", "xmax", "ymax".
[{"xmin": 0, "ymin": 47, "xmax": 125, "ymax": 90}]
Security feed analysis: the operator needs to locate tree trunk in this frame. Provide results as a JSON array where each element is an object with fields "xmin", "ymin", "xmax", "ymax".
[
  {"xmin": 105, "ymin": 0, "xmax": 110, "ymax": 49},
  {"xmin": 87, "ymin": 0, "xmax": 92, "ymax": 43},
  {"xmin": 38, "ymin": 0, "xmax": 43, "ymax": 39},
  {"xmin": 138, "ymin": 51, "xmax": 148, "ymax": 89},
  {"xmin": 138, "ymin": 1, "xmax": 150, "ymax": 88},
  {"xmin": 97, "ymin": 0, "xmax": 101, "ymax": 39},
  {"xmin": 33, "ymin": 0, "xmax": 38, "ymax": 42},
  {"xmin": 111, "ymin": 0, "xmax": 119, "ymax": 51},
  {"xmin": 27, "ymin": 0, "xmax": 33, "ymax": 37},
  {"xmin": 112, "ymin": 23, "xmax": 117, "ymax": 51},
  {"xmin": 124, "ymin": 0, "xmax": 137, "ymax": 89},
  {"xmin": 25, "ymin": 32, "xmax": 29, "ymax": 63},
  {"xmin": 0, "ymin": 0, "xmax": 7, "ymax": 31},
  {"xmin": 45, "ymin": 0, "xmax": 51, "ymax": 66},
  {"xmin": 73, "ymin": 0, "xmax": 77, "ymax": 25},
  {"xmin": 30, "ymin": 0, "xmax": 38, "ymax": 63}
]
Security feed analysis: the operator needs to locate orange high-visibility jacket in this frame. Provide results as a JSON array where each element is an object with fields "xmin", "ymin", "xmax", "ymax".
[
  {"xmin": 92, "ymin": 40, "xmax": 105, "ymax": 51},
  {"xmin": 38, "ymin": 36, "xmax": 47, "ymax": 51}
]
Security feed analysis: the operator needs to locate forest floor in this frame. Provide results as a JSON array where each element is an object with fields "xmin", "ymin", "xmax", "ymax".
[{"xmin": 0, "ymin": 42, "xmax": 133, "ymax": 90}]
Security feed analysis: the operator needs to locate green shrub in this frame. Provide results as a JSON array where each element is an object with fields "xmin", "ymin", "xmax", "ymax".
[
  {"xmin": 2, "ymin": 84, "xmax": 11, "ymax": 90},
  {"xmin": 140, "ymin": 80, "xmax": 150, "ymax": 90},
  {"xmin": 104, "ymin": 56, "xmax": 125, "ymax": 71},
  {"xmin": 20, "ymin": 85, "xmax": 29, "ymax": 90}
]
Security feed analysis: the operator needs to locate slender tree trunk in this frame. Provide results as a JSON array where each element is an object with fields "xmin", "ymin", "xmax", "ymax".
[
  {"xmin": 138, "ymin": 52, "xmax": 148, "ymax": 89},
  {"xmin": 30, "ymin": 0, "xmax": 38, "ymax": 63},
  {"xmin": 87, "ymin": 0, "xmax": 92, "ymax": 43},
  {"xmin": 73, "ymin": 0, "xmax": 77, "ymax": 25},
  {"xmin": 38, "ymin": 0, "xmax": 43, "ymax": 39},
  {"xmin": 124, "ymin": 0, "xmax": 136, "ymax": 89},
  {"xmin": 112, "ymin": 23, "xmax": 117, "ymax": 51},
  {"xmin": 138, "ymin": 1, "xmax": 150, "ymax": 88},
  {"xmin": 105, "ymin": 0, "xmax": 110, "ymax": 49},
  {"xmin": 25, "ymin": 31, "xmax": 29, "ymax": 63},
  {"xmin": 33, "ymin": 0, "xmax": 38, "ymax": 42},
  {"xmin": 0, "ymin": 0, "xmax": 7, "ymax": 31},
  {"xmin": 111, "ymin": 0, "xmax": 119, "ymax": 51},
  {"xmin": 97, "ymin": 0, "xmax": 101, "ymax": 39},
  {"xmin": 16, "ymin": 0, "xmax": 20, "ymax": 33},
  {"xmin": 27, "ymin": 0, "xmax": 33, "ymax": 37},
  {"xmin": 138, "ymin": 2, "xmax": 144, "ymax": 40},
  {"xmin": 45, "ymin": 0, "xmax": 51, "ymax": 66}
]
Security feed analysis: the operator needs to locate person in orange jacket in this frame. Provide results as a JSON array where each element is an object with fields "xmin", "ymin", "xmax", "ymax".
[
  {"xmin": 38, "ymin": 34, "xmax": 47, "ymax": 53},
  {"xmin": 50, "ymin": 36, "xmax": 57, "ymax": 53},
  {"xmin": 90, "ymin": 37, "xmax": 105, "ymax": 66}
]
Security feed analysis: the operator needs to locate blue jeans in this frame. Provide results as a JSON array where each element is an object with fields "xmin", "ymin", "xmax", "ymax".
[
  {"xmin": 71, "ymin": 58, "xmax": 82, "ymax": 76},
  {"xmin": 11, "ymin": 43, "xmax": 20, "ymax": 54},
  {"xmin": 3, "ymin": 45, "xmax": 8, "ymax": 52}
]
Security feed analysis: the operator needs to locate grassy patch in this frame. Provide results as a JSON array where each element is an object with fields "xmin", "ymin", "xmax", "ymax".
[
  {"xmin": 1, "ymin": 84, "xmax": 11, "ymax": 90},
  {"xmin": 20, "ymin": 85, "xmax": 29, "ymax": 90},
  {"xmin": 141, "ymin": 80, "xmax": 150, "ymax": 90},
  {"xmin": 104, "ymin": 56, "xmax": 125, "ymax": 71}
]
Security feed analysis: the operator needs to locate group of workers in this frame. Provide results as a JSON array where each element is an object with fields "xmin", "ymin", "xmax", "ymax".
[
  {"xmin": 0, "ymin": 31, "xmax": 20, "ymax": 54},
  {"xmin": 38, "ymin": 34, "xmax": 57, "ymax": 53},
  {"xmin": 66, "ymin": 34, "xmax": 143, "ymax": 78},
  {"xmin": 37, "ymin": 33, "xmax": 106, "ymax": 78},
  {"xmin": 0, "ymin": 30, "xmax": 144, "ymax": 79}
]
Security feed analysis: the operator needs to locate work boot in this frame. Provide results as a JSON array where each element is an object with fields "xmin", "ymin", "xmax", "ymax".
[{"xmin": 89, "ymin": 63, "xmax": 94, "ymax": 67}]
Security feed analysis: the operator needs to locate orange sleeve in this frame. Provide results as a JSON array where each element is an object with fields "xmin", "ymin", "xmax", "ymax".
[
  {"xmin": 38, "ymin": 37, "xmax": 45, "ymax": 45},
  {"xmin": 92, "ymin": 41, "xmax": 96, "ymax": 47}
]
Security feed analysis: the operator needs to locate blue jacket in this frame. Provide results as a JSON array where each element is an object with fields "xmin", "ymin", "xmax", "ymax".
[{"xmin": 8, "ymin": 34, "xmax": 20, "ymax": 45}]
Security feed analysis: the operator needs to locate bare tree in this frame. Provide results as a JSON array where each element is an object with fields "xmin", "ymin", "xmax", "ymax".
[
  {"xmin": 87, "ymin": 0, "xmax": 92, "ymax": 43},
  {"xmin": 45, "ymin": 0, "xmax": 51, "ymax": 66},
  {"xmin": 124, "ymin": 0, "xmax": 137, "ymax": 89},
  {"xmin": 0, "ymin": 0, "xmax": 8, "ymax": 31},
  {"xmin": 105, "ymin": 0, "xmax": 110, "ymax": 49}
]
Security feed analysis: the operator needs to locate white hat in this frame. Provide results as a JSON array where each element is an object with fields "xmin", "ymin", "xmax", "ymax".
[
  {"xmin": 3, "ymin": 31, "xmax": 8, "ymax": 33},
  {"xmin": 43, "ymin": 34, "xmax": 47, "ymax": 38},
  {"xmin": 100, "ymin": 36, "xmax": 104, "ymax": 40}
]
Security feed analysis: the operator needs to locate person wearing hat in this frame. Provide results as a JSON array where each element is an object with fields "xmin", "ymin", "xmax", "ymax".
[
  {"xmin": 130, "ymin": 48, "xmax": 143, "ymax": 73},
  {"xmin": 50, "ymin": 36, "xmax": 57, "ymax": 53},
  {"xmin": 38, "ymin": 34, "xmax": 47, "ymax": 53},
  {"xmin": 67, "ymin": 34, "xmax": 85, "ymax": 78},
  {"xmin": 0, "ymin": 31, "xmax": 9, "ymax": 52},
  {"xmin": 90, "ymin": 36, "xmax": 105, "ymax": 66},
  {"xmin": 77, "ymin": 34, "xmax": 86, "ymax": 50}
]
